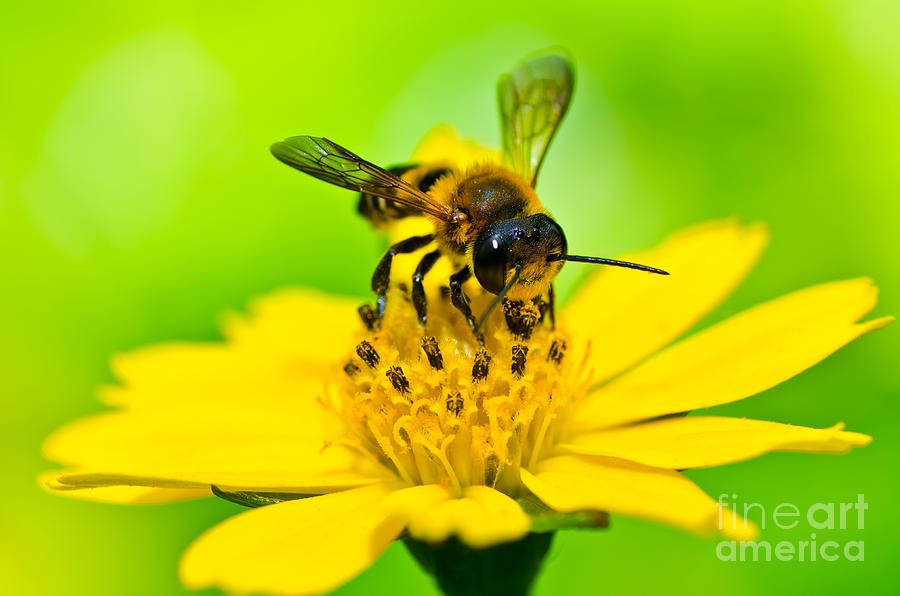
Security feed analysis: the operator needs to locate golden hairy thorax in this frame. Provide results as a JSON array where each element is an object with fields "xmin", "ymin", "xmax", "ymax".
[{"xmin": 427, "ymin": 163, "xmax": 544, "ymax": 257}]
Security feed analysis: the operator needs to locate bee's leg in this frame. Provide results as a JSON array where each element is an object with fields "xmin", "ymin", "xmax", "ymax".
[
  {"xmin": 548, "ymin": 284, "xmax": 556, "ymax": 329},
  {"xmin": 372, "ymin": 234, "xmax": 435, "ymax": 319},
  {"xmin": 449, "ymin": 265, "xmax": 484, "ymax": 345},
  {"xmin": 412, "ymin": 249, "xmax": 442, "ymax": 325}
]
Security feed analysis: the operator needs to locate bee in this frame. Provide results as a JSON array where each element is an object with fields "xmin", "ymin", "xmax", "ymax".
[{"xmin": 271, "ymin": 51, "xmax": 667, "ymax": 343}]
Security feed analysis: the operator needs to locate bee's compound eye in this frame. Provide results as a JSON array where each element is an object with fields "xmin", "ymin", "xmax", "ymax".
[
  {"xmin": 473, "ymin": 235, "xmax": 508, "ymax": 294},
  {"xmin": 528, "ymin": 213, "xmax": 567, "ymax": 256}
]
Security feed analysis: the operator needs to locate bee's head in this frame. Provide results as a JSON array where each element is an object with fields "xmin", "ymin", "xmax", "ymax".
[{"xmin": 472, "ymin": 213, "xmax": 567, "ymax": 297}]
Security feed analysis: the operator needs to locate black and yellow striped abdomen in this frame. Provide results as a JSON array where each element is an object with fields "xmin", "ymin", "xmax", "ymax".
[{"xmin": 357, "ymin": 164, "xmax": 452, "ymax": 228}]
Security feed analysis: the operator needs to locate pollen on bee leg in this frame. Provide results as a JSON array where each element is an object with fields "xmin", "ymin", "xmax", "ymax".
[{"xmin": 503, "ymin": 299, "xmax": 540, "ymax": 339}]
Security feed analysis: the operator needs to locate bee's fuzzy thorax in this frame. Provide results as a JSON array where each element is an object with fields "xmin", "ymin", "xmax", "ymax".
[{"xmin": 428, "ymin": 162, "xmax": 544, "ymax": 257}]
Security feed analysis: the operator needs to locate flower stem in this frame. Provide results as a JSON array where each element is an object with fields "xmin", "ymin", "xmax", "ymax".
[{"xmin": 403, "ymin": 532, "xmax": 554, "ymax": 596}]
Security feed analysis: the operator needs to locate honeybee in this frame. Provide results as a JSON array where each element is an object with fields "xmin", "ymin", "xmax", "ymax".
[{"xmin": 271, "ymin": 51, "xmax": 667, "ymax": 343}]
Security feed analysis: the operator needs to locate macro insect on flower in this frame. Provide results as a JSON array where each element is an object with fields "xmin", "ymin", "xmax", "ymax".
[
  {"xmin": 42, "ymin": 50, "xmax": 890, "ymax": 596},
  {"xmin": 270, "ymin": 52, "xmax": 666, "ymax": 344}
]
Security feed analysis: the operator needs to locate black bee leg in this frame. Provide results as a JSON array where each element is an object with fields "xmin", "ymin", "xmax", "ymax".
[
  {"xmin": 412, "ymin": 250, "xmax": 442, "ymax": 325},
  {"xmin": 548, "ymin": 283, "xmax": 556, "ymax": 329},
  {"xmin": 449, "ymin": 265, "xmax": 484, "ymax": 345},
  {"xmin": 372, "ymin": 234, "xmax": 435, "ymax": 319}
]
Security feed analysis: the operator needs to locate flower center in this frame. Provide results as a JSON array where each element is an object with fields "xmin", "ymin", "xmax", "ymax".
[{"xmin": 328, "ymin": 285, "xmax": 589, "ymax": 496}]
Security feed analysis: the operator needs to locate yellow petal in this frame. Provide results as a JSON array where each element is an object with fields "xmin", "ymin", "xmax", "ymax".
[
  {"xmin": 99, "ymin": 289, "xmax": 356, "ymax": 407},
  {"xmin": 522, "ymin": 456, "xmax": 756, "ymax": 540},
  {"xmin": 562, "ymin": 219, "xmax": 768, "ymax": 385},
  {"xmin": 572, "ymin": 278, "xmax": 892, "ymax": 431},
  {"xmin": 562, "ymin": 416, "xmax": 871, "ymax": 469},
  {"xmin": 44, "ymin": 408, "xmax": 389, "ymax": 493},
  {"xmin": 410, "ymin": 125, "xmax": 500, "ymax": 170},
  {"xmin": 110, "ymin": 289, "xmax": 362, "ymax": 409},
  {"xmin": 382, "ymin": 484, "xmax": 531, "ymax": 548},
  {"xmin": 102, "ymin": 341, "xmax": 328, "ymax": 410},
  {"xmin": 180, "ymin": 482, "xmax": 404, "ymax": 596},
  {"xmin": 222, "ymin": 288, "xmax": 364, "ymax": 364},
  {"xmin": 40, "ymin": 471, "xmax": 209, "ymax": 504}
]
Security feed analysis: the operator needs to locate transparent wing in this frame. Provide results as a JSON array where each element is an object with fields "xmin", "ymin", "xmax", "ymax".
[
  {"xmin": 271, "ymin": 136, "xmax": 454, "ymax": 221},
  {"xmin": 497, "ymin": 51, "xmax": 575, "ymax": 187}
]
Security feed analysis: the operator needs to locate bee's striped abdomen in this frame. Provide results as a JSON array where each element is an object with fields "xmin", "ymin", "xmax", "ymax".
[{"xmin": 357, "ymin": 165, "xmax": 451, "ymax": 228}]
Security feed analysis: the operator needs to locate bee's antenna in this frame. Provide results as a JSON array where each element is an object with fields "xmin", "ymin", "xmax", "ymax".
[
  {"xmin": 475, "ymin": 265, "xmax": 522, "ymax": 334},
  {"xmin": 548, "ymin": 254, "xmax": 669, "ymax": 275}
]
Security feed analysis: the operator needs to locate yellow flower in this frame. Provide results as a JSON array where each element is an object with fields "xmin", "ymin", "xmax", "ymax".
[{"xmin": 42, "ymin": 131, "xmax": 890, "ymax": 596}]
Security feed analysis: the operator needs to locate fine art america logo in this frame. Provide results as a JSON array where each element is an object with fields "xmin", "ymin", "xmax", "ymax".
[{"xmin": 716, "ymin": 494, "xmax": 867, "ymax": 562}]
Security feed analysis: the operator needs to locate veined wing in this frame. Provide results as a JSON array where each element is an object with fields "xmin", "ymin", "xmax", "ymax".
[
  {"xmin": 271, "ymin": 136, "xmax": 455, "ymax": 221},
  {"xmin": 497, "ymin": 51, "xmax": 575, "ymax": 187}
]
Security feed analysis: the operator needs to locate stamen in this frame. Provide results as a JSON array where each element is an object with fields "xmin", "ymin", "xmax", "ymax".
[
  {"xmin": 472, "ymin": 349, "xmax": 491, "ymax": 381},
  {"xmin": 335, "ymin": 279, "xmax": 583, "ymax": 493},
  {"xmin": 511, "ymin": 344, "xmax": 528, "ymax": 378},
  {"xmin": 527, "ymin": 405, "xmax": 554, "ymax": 469},
  {"xmin": 386, "ymin": 366, "xmax": 411, "ymax": 394},
  {"xmin": 421, "ymin": 336, "xmax": 444, "ymax": 370},
  {"xmin": 547, "ymin": 339, "xmax": 566, "ymax": 365},
  {"xmin": 419, "ymin": 435, "xmax": 462, "ymax": 494},
  {"xmin": 484, "ymin": 453, "xmax": 500, "ymax": 488},
  {"xmin": 446, "ymin": 392, "xmax": 464, "ymax": 416},
  {"xmin": 343, "ymin": 361, "xmax": 360, "ymax": 377},
  {"xmin": 357, "ymin": 304, "xmax": 377, "ymax": 331},
  {"xmin": 367, "ymin": 418, "xmax": 415, "ymax": 485},
  {"xmin": 393, "ymin": 415, "xmax": 413, "ymax": 449},
  {"xmin": 356, "ymin": 340, "xmax": 380, "ymax": 368},
  {"xmin": 410, "ymin": 398, "xmax": 433, "ymax": 419}
]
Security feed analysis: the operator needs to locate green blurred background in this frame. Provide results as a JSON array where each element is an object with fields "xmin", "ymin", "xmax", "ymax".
[{"xmin": 2, "ymin": 1, "xmax": 898, "ymax": 594}]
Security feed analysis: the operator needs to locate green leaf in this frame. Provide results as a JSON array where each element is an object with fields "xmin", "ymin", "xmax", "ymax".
[
  {"xmin": 516, "ymin": 494, "xmax": 609, "ymax": 533},
  {"xmin": 210, "ymin": 485, "xmax": 313, "ymax": 508}
]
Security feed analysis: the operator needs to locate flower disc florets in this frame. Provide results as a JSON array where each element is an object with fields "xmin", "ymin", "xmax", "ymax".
[
  {"xmin": 330, "ymin": 285, "xmax": 588, "ymax": 496},
  {"xmin": 43, "ymin": 217, "xmax": 887, "ymax": 596}
]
